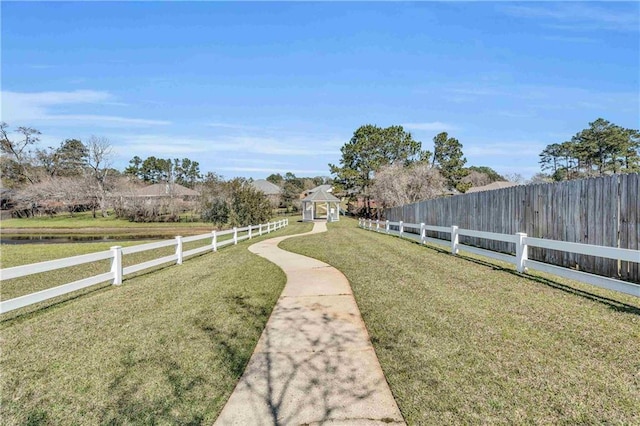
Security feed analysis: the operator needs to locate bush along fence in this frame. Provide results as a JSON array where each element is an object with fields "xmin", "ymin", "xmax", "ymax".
[
  {"xmin": 385, "ymin": 174, "xmax": 639, "ymax": 283},
  {"xmin": 0, "ymin": 219, "xmax": 289, "ymax": 314},
  {"xmin": 359, "ymin": 218, "xmax": 640, "ymax": 298}
]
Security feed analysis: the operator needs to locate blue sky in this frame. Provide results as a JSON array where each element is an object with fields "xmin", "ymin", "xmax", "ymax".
[{"xmin": 2, "ymin": 1, "xmax": 638, "ymax": 180}]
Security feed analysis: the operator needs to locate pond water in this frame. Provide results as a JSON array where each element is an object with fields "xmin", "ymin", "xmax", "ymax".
[{"xmin": 0, "ymin": 235, "xmax": 166, "ymax": 245}]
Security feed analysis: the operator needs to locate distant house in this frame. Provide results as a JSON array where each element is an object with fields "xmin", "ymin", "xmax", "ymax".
[
  {"xmin": 133, "ymin": 183, "xmax": 200, "ymax": 200},
  {"xmin": 251, "ymin": 179, "xmax": 282, "ymax": 206},
  {"xmin": 466, "ymin": 181, "xmax": 519, "ymax": 193}
]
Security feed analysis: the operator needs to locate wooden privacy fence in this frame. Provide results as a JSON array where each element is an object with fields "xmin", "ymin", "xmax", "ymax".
[
  {"xmin": 359, "ymin": 218, "xmax": 640, "ymax": 298},
  {"xmin": 384, "ymin": 174, "xmax": 640, "ymax": 283},
  {"xmin": 0, "ymin": 219, "xmax": 289, "ymax": 314}
]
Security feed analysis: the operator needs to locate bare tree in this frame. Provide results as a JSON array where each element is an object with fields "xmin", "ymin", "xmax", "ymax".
[
  {"xmin": 14, "ymin": 176, "xmax": 92, "ymax": 217},
  {"xmin": 503, "ymin": 172, "xmax": 526, "ymax": 185},
  {"xmin": 85, "ymin": 135, "xmax": 113, "ymax": 217},
  {"xmin": 0, "ymin": 122, "xmax": 41, "ymax": 185},
  {"xmin": 371, "ymin": 162, "xmax": 446, "ymax": 209}
]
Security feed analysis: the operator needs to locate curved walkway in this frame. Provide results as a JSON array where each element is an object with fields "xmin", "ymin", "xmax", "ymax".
[{"xmin": 215, "ymin": 221, "xmax": 404, "ymax": 425}]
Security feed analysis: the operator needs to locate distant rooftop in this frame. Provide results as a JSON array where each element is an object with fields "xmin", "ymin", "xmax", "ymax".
[
  {"xmin": 466, "ymin": 181, "xmax": 519, "ymax": 193},
  {"xmin": 251, "ymin": 179, "xmax": 282, "ymax": 195}
]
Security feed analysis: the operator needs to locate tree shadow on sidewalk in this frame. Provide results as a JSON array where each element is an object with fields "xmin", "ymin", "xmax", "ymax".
[{"xmin": 216, "ymin": 296, "xmax": 403, "ymax": 425}]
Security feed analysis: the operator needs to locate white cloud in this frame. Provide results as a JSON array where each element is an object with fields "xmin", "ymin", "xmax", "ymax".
[
  {"xmin": 466, "ymin": 142, "xmax": 546, "ymax": 158},
  {"xmin": 112, "ymin": 133, "xmax": 340, "ymax": 158},
  {"xmin": 1, "ymin": 90, "xmax": 170, "ymax": 127},
  {"xmin": 402, "ymin": 122, "xmax": 456, "ymax": 132},
  {"xmin": 205, "ymin": 122, "xmax": 258, "ymax": 130},
  {"xmin": 43, "ymin": 114, "xmax": 170, "ymax": 126},
  {"xmin": 542, "ymin": 35, "xmax": 596, "ymax": 43},
  {"xmin": 501, "ymin": 3, "xmax": 639, "ymax": 32}
]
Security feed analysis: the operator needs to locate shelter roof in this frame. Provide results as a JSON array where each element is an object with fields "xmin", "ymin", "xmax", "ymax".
[{"xmin": 302, "ymin": 188, "xmax": 340, "ymax": 202}]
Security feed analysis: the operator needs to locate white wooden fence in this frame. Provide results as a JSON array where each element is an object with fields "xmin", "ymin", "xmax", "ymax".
[
  {"xmin": 359, "ymin": 218, "xmax": 640, "ymax": 298},
  {"xmin": 0, "ymin": 219, "xmax": 289, "ymax": 314}
]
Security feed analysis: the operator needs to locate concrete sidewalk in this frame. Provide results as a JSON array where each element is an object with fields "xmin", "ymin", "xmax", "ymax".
[{"xmin": 214, "ymin": 221, "xmax": 404, "ymax": 425}]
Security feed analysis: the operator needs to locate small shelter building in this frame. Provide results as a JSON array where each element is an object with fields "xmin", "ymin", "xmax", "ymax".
[{"xmin": 301, "ymin": 188, "xmax": 340, "ymax": 222}]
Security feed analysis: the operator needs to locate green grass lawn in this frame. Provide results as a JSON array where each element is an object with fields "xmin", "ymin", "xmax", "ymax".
[
  {"xmin": 281, "ymin": 218, "xmax": 640, "ymax": 425},
  {"xmin": 1, "ymin": 220, "xmax": 312, "ymax": 425},
  {"xmin": 0, "ymin": 227, "xmax": 254, "ymax": 304}
]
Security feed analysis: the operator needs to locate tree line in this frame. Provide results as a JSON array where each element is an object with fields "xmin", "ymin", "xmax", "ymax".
[
  {"xmin": 330, "ymin": 118, "xmax": 639, "ymax": 217},
  {"xmin": 539, "ymin": 118, "xmax": 639, "ymax": 181},
  {"xmin": 0, "ymin": 123, "xmax": 273, "ymax": 224},
  {"xmin": 329, "ymin": 124, "xmax": 504, "ymax": 216}
]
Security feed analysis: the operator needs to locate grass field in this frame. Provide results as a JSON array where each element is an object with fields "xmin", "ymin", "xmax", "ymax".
[
  {"xmin": 0, "ymin": 220, "xmax": 312, "ymax": 425},
  {"xmin": 1, "ymin": 226, "xmax": 264, "ymax": 305},
  {"xmin": 281, "ymin": 218, "xmax": 640, "ymax": 425}
]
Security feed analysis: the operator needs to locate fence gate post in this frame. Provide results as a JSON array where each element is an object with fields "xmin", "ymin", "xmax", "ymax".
[
  {"xmin": 399, "ymin": 221, "xmax": 404, "ymax": 238},
  {"xmin": 175, "ymin": 236, "xmax": 183, "ymax": 264},
  {"xmin": 212, "ymin": 230, "xmax": 217, "ymax": 252},
  {"xmin": 386, "ymin": 220, "xmax": 390, "ymax": 234},
  {"xmin": 451, "ymin": 226, "xmax": 459, "ymax": 255},
  {"xmin": 233, "ymin": 227, "xmax": 238, "ymax": 244},
  {"xmin": 516, "ymin": 232, "xmax": 528, "ymax": 273},
  {"xmin": 110, "ymin": 246, "xmax": 123, "ymax": 285},
  {"xmin": 420, "ymin": 223, "xmax": 426, "ymax": 244},
  {"xmin": 376, "ymin": 219, "xmax": 380, "ymax": 232}
]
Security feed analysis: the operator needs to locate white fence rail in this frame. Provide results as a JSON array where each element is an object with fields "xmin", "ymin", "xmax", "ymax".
[
  {"xmin": 0, "ymin": 219, "xmax": 289, "ymax": 314},
  {"xmin": 359, "ymin": 218, "xmax": 640, "ymax": 298}
]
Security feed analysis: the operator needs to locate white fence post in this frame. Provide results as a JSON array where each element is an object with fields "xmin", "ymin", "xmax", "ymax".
[
  {"xmin": 110, "ymin": 246, "xmax": 123, "ymax": 285},
  {"xmin": 399, "ymin": 221, "xmax": 404, "ymax": 238},
  {"xmin": 267, "ymin": 222, "xmax": 271, "ymax": 233},
  {"xmin": 451, "ymin": 226, "xmax": 459, "ymax": 255},
  {"xmin": 248, "ymin": 225, "xmax": 253, "ymax": 239},
  {"xmin": 259, "ymin": 223, "xmax": 262, "ymax": 236},
  {"xmin": 420, "ymin": 223, "xmax": 426, "ymax": 244},
  {"xmin": 516, "ymin": 232, "xmax": 528, "ymax": 273},
  {"xmin": 175, "ymin": 236, "xmax": 183, "ymax": 265},
  {"xmin": 386, "ymin": 220, "xmax": 390, "ymax": 234},
  {"xmin": 233, "ymin": 227, "xmax": 238, "ymax": 244},
  {"xmin": 376, "ymin": 219, "xmax": 380, "ymax": 232},
  {"xmin": 212, "ymin": 230, "xmax": 217, "ymax": 252}
]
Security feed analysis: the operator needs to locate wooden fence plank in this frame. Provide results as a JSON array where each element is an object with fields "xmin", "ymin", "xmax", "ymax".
[{"xmin": 382, "ymin": 174, "xmax": 639, "ymax": 283}]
